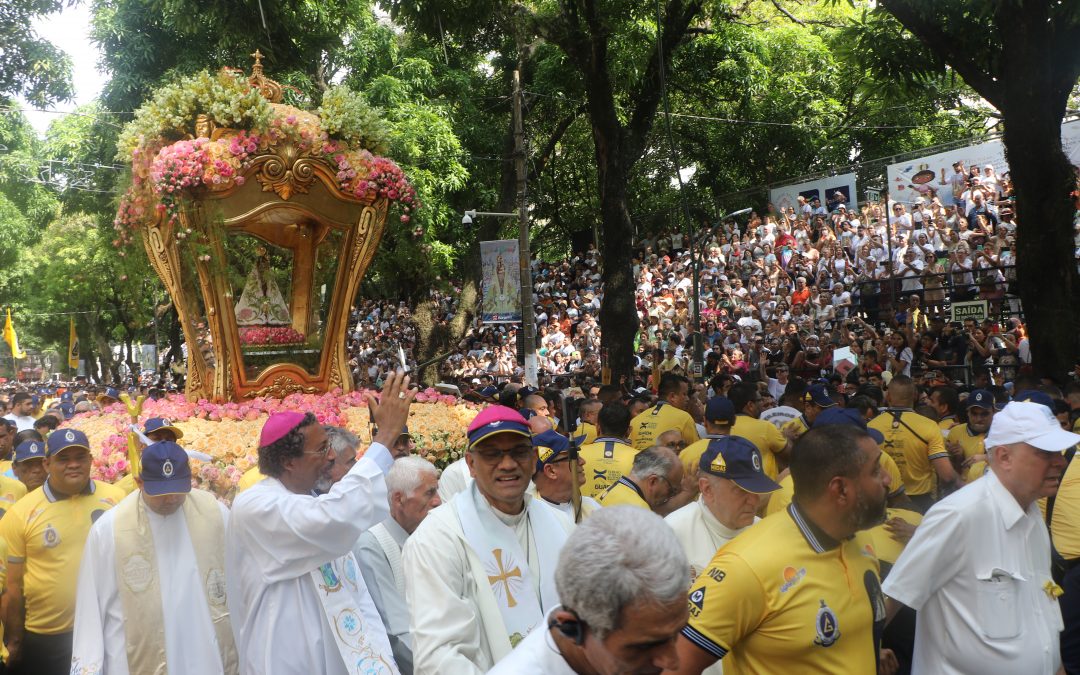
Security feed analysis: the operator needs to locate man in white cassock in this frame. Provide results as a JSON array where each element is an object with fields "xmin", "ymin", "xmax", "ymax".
[
  {"xmin": 226, "ymin": 371, "xmax": 414, "ymax": 675},
  {"xmin": 71, "ymin": 441, "xmax": 238, "ymax": 675},
  {"xmin": 353, "ymin": 456, "xmax": 443, "ymax": 675},
  {"xmin": 664, "ymin": 436, "xmax": 780, "ymax": 581},
  {"xmin": 403, "ymin": 405, "xmax": 574, "ymax": 674}
]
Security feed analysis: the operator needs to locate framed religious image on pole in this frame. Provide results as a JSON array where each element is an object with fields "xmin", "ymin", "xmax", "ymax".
[{"xmin": 480, "ymin": 240, "xmax": 523, "ymax": 323}]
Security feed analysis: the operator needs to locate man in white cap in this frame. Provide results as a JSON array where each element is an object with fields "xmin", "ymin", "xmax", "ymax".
[
  {"xmin": 883, "ymin": 401, "xmax": 1080, "ymax": 674},
  {"xmin": 71, "ymin": 441, "xmax": 237, "ymax": 674},
  {"xmin": 226, "ymin": 370, "xmax": 414, "ymax": 675}
]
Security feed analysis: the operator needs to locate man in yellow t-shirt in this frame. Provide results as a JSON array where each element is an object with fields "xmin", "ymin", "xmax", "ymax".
[
  {"xmin": 573, "ymin": 399, "xmax": 601, "ymax": 446},
  {"xmin": 929, "ymin": 386, "xmax": 961, "ymax": 436},
  {"xmin": 728, "ymin": 382, "xmax": 790, "ymax": 480},
  {"xmin": 629, "ymin": 374, "xmax": 699, "ymax": 450},
  {"xmin": 0, "ymin": 429, "xmax": 125, "ymax": 674},
  {"xmin": 669, "ymin": 425, "xmax": 893, "ymax": 675},
  {"xmin": 945, "ymin": 389, "xmax": 994, "ymax": 484},
  {"xmin": 599, "ymin": 446, "xmax": 682, "ymax": 513},
  {"xmin": 680, "ymin": 397, "xmax": 736, "ymax": 479},
  {"xmin": 781, "ymin": 384, "xmax": 836, "ymax": 442},
  {"xmin": 869, "ymin": 376, "xmax": 956, "ymax": 513},
  {"xmin": 12, "ymin": 440, "xmax": 47, "ymax": 493},
  {"xmin": 578, "ymin": 403, "xmax": 637, "ymax": 498}
]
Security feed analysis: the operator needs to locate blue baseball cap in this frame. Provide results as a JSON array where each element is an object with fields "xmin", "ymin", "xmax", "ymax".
[
  {"xmin": 533, "ymin": 430, "xmax": 571, "ymax": 473},
  {"xmin": 14, "ymin": 440, "xmax": 46, "ymax": 463},
  {"xmin": 699, "ymin": 436, "xmax": 781, "ymax": 493},
  {"xmin": 139, "ymin": 441, "xmax": 193, "ymax": 496},
  {"xmin": 59, "ymin": 402, "xmax": 76, "ymax": 420},
  {"xmin": 144, "ymin": 417, "xmax": 184, "ymax": 440},
  {"xmin": 97, "ymin": 387, "xmax": 120, "ymax": 403},
  {"xmin": 804, "ymin": 384, "xmax": 836, "ymax": 408},
  {"xmin": 966, "ymin": 389, "xmax": 994, "ymax": 410},
  {"xmin": 1014, "ymin": 389, "xmax": 1055, "ymax": 411},
  {"xmin": 46, "ymin": 428, "xmax": 91, "ymax": 456},
  {"xmin": 705, "ymin": 397, "xmax": 737, "ymax": 425},
  {"xmin": 477, "ymin": 385, "xmax": 500, "ymax": 399},
  {"xmin": 813, "ymin": 406, "xmax": 885, "ymax": 444},
  {"xmin": 60, "ymin": 391, "xmax": 74, "ymax": 403}
]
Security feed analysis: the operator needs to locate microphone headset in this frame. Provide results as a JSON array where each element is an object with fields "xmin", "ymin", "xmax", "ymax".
[{"xmin": 548, "ymin": 609, "xmax": 586, "ymax": 646}]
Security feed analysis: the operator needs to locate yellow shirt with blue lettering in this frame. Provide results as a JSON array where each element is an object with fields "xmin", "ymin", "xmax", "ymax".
[
  {"xmin": 0, "ymin": 479, "xmax": 125, "ymax": 634},
  {"xmin": 598, "ymin": 476, "xmax": 650, "ymax": 510},
  {"xmin": 731, "ymin": 415, "xmax": 786, "ymax": 480},
  {"xmin": 869, "ymin": 409, "xmax": 948, "ymax": 497},
  {"xmin": 682, "ymin": 503, "xmax": 885, "ymax": 674},
  {"xmin": 578, "ymin": 437, "xmax": 637, "ymax": 498},
  {"xmin": 629, "ymin": 402, "xmax": 700, "ymax": 451}
]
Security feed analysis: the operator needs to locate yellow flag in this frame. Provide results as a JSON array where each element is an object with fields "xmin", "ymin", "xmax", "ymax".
[
  {"xmin": 68, "ymin": 317, "xmax": 80, "ymax": 369},
  {"xmin": 3, "ymin": 308, "xmax": 26, "ymax": 360}
]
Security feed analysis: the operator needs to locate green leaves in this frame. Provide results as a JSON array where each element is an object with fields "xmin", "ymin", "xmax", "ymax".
[{"xmin": 317, "ymin": 86, "xmax": 390, "ymax": 153}]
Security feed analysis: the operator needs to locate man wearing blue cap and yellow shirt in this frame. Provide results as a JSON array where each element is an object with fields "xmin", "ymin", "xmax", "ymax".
[
  {"xmin": 781, "ymin": 383, "xmax": 836, "ymax": 441},
  {"xmin": 0, "ymin": 429, "xmax": 124, "ymax": 675},
  {"xmin": 669, "ymin": 425, "xmax": 894, "ymax": 675},
  {"xmin": 404, "ymin": 404, "xmax": 573, "ymax": 674},
  {"xmin": 114, "ymin": 417, "xmax": 184, "ymax": 495},
  {"xmin": 71, "ymin": 441, "xmax": 237, "ymax": 675},
  {"xmin": 666, "ymin": 436, "xmax": 781, "ymax": 582},
  {"xmin": 945, "ymin": 389, "xmax": 995, "ymax": 484},
  {"xmin": 531, "ymin": 429, "xmax": 600, "ymax": 519},
  {"xmin": 11, "ymin": 440, "xmax": 44, "ymax": 494}
]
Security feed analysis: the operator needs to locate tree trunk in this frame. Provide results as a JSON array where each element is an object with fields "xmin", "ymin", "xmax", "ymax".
[{"xmin": 163, "ymin": 304, "xmax": 184, "ymax": 369}]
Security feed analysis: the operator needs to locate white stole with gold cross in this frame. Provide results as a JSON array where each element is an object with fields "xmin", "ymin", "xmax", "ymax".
[
  {"xmin": 454, "ymin": 482, "xmax": 565, "ymax": 649},
  {"xmin": 308, "ymin": 551, "xmax": 401, "ymax": 675}
]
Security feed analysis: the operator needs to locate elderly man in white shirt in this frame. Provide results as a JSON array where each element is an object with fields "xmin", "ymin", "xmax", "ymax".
[
  {"xmin": 353, "ymin": 456, "xmax": 442, "ymax": 675},
  {"xmin": 883, "ymin": 402, "xmax": 1080, "ymax": 675}
]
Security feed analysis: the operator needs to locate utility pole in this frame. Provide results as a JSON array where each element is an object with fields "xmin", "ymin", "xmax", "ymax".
[{"xmin": 513, "ymin": 70, "xmax": 538, "ymax": 387}]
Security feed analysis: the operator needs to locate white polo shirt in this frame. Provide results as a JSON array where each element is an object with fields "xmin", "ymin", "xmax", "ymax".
[{"xmin": 882, "ymin": 470, "xmax": 1062, "ymax": 675}]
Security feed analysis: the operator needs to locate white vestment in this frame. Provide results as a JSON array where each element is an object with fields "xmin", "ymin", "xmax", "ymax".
[
  {"xmin": 403, "ymin": 489, "xmax": 573, "ymax": 675},
  {"xmin": 485, "ymin": 609, "xmax": 575, "ymax": 675},
  {"xmin": 71, "ymin": 494, "xmax": 232, "ymax": 675},
  {"xmin": 226, "ymin": 442, "xmax": 397, "ymax": 675},
  {"xmin": 665, "ymin": 497, "xmax": 758, "ymax": 581},
  {"xmin": 436, "ymin": 457, "xmax": 471, "ymax": 502},
  {"xmin": 536, "ymin": 494, "xmax": 600, "ymax": 520}
]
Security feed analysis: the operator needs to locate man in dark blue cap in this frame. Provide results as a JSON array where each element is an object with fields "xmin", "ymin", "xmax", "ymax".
[
  {"xmin": 72, "ymin": 441, "xmax": 237, "ymax": 674},
  {"xmin": 531, "ymin": 429, "xmax": 599, "ymax": 519},
  {"xmin": 0, "ymin": 429, "xmax": 125, "ymax": 675},
  {"xmin": 115, "ymin": 417, "xmax": 186, "ymax": 495},
  {"xmin": 945, "ymin": 389, "xmax": 995, "ymax": 484},
  {"xmin": 96, "ymin": 387, "xmax": 120, "ymax": 408},
  {"xmin": 781, "ymin": 383, "xmax": 836, "ymax": 441},
  {"xmin": 11, "ymin": 439, "xmax": 45, "ymax": 493},
  {"xmin": 666, "ymin": 436, "xmax": 781, "ymax": 581}
]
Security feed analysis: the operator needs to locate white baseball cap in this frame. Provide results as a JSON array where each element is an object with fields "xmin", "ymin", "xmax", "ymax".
[{"xmin": 985, "ymin": 401, "xmax": 1080, "ymax": 452}]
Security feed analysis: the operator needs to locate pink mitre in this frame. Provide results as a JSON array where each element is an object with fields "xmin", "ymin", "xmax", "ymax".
[{"xmin": 260, "ymin": 411, "xmax": 307, "ymax": 447}]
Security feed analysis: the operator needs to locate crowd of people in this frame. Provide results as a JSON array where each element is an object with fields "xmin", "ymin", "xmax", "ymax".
[{"xmin": 2, "ymin": 355, "xmax": 1080, "ymax": 674}]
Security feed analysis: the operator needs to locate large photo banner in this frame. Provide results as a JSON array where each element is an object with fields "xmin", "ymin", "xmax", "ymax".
[
  {"xmin": 887, "ymin": 119, "xmax": 1080, "ymax": 206},
  {"xmin": 769, "ymin": 172, "xmax": 859, "ymax": 214},
  {"xmin": 480, "ymin": 240, "xmax": 522, "ymax": 324}
]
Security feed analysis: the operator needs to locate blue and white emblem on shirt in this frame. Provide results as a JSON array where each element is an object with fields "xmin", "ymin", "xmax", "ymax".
[
  {"xmin": 43, "ymin": 523, "xmax": 61, "ymax": 548},
  {"xmin": 814, "ymin": 599, "xmax": 840, "ymax": 647}
]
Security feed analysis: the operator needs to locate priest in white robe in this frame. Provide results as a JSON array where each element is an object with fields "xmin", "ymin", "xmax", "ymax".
[
  {"xmin": 665, "ymin": 436, "xmax": 781, "ymax": 581},
  {"xmin": 353, "ymin": 456, "xmax": 442, "ymax": 675},
  {"xmin": 226, "ymin": 371, "xmax": 414, "ymax": 675},
  {"xmin": 403, "ymin": 406, "xmax": 574, "ymax": 674},
  {"xmin": 71, "ymin": 441, "xmax": 237, "ymax": 675}
]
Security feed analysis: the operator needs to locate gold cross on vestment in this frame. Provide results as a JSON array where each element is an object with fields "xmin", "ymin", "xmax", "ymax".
[{"xmin": 488, "ymin": 548, "xmax": 522, "ymax": 608}]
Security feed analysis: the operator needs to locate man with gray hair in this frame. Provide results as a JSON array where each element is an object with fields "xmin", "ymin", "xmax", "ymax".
[
  {"xmin": 353, "ymin": 456, "xmax": 442, "ymax": 675},
  {"xmin": 598, "ymin": 446, "xmax": 683, "ymax": 512},
  {"xmin": 486, "ymin": 506, "xmax": 689, "ymax": 674}
]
